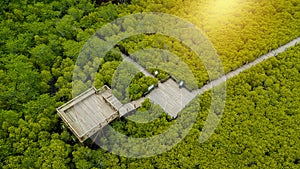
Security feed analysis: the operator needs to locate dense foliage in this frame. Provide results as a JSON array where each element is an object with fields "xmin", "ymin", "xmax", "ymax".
[
  {"xmin": 148, "ymin": 68, "xmax": 169, "ymax": 82},
  {"xmin": 0, "ymin": 0, "xmax": 299, "ymax": 168},
  {"xmin": 128, "ymin": 72, "xmax": 158, "ymax": 100}
]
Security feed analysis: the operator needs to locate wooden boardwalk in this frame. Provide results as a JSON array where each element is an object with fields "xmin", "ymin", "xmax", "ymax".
[
  {"xmin": 193, "ymin": 36, "xmax": 300, "ymax": 95},
  {"xmin": 120, "ymin": 36, "xmax": 300, "ymax": 116},
  {"xmin": 58, "ymin": 36, "xmax": 300, "ymax": 142},
  {"xmin": 121, "ymin": 53, "xmax": 197, "ymax": 118},
  {"xmin": 120, "ymin": 36, "xmax": 300, "ymax": 118},
  {"xmin": 121, "ymin": 53, "xmax": 155, "ymax": 77},
  {"xmin": 119, "ymin": 98, "xmax": 145, "ymax": 116}
]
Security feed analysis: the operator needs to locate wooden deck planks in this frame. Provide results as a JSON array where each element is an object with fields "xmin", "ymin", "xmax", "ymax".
[
  {"xmin": 57, "ymin": 85, "xmax": 137, "ymax": 142},
  {"xmin": 78, "ymin": 100, "xmax": 101, "ymax": 125},
  {"xmin": 96, "ymin": 96, "xmax": 118, "ymax": 120},
  {"xmin": 68, "ymin": 107, "xmax": 89, "ymax": 136},
  {"xmin": 146, "ymin": 79, "xmax": 196, "ymax": 118},
  {"xmin": 84, "ymin": 95, "xmax": 107, "ymax": 120},
  {"xmin": 58, "ymin": 88, "xmax": 96, "ymax": 112}
]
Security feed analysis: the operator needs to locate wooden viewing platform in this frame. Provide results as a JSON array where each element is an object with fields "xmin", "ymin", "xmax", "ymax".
[{"xmin": 57, "ymin": 85, "xmax": 144, "ymax": 142}]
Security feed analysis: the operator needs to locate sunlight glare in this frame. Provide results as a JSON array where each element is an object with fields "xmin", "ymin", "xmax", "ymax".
[{"xmin": 209, "ymin": 0, "xmax": 240, "ymax": 16}]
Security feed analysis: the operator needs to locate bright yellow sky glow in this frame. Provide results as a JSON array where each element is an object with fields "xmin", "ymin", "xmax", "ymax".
[
  {"xmin": 209, "ymin": 0, "xmax": 241, "ymax": 16},
  {"xmin": 199, "ymin": 0, "xmax": 244, "ymax": 27}
]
